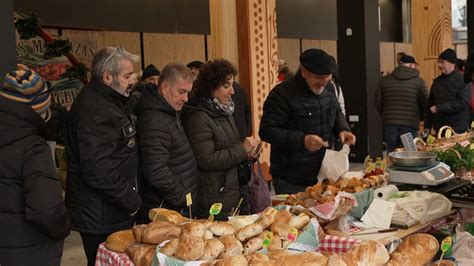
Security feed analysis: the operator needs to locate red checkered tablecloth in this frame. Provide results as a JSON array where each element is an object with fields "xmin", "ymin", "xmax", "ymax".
[
  {"xmin": 316, "ymin": 235, "xmax": 362, "ymax": 253},
  {"xmin": 95, "ymin": 242, "xmax": 134, "ymax": 266}
]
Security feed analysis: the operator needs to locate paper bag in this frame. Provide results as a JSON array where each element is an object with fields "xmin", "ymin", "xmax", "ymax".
[{"xmin": 318, "ymin": 144, "xmax": 350, "ymax": 183}]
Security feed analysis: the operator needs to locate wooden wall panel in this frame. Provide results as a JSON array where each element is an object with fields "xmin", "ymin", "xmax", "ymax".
[
  {"xmin": 454, "ymin": 43, "xmax": 468, "ymax": 60},
  {"xmin": 62, "ymin": 30, "xmax": 141, "ymax": 70},
  {"xmin": 143, "ymin": 33, "xmax": 205, "ymax": 70},
  {"xmin": 301, "ymin": 39, "xmax": 321, "ymax": 52},
  {"xmin": 380, "ymin": 42, "xmax": 396, "ymax": 75},
  {"xmin": 394, "ymin": 42, "xmax": 413, "ymax": 58},
  {"xmin": 277, "ymin": 38, "xmax": 300, "ymax": 73},
  {"xmin": 319, "ymin": 40, "xmax": 337, "ymax": 59},
  {"xmin": 208, "ymin": 0, "xmax": 239, "ymax": 68},
  {"xmin": 412, "ymin": 0, "xmax": 452, "ymax": 87}
]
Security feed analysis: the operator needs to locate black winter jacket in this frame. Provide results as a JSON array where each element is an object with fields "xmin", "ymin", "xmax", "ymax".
[
  {"xmin": 135, "ymin": 87, "xmax": 198, "ymax": 217},
  {"xmin": 65, "ymin": 79, "xmax": 141, "ymax": 234},
  {"xmin": 232, "ymin": 82, "xmax": 252, "ymax": 141},
  {"xmin": 0, "ymin": 98, "xmax": 70, "ymax": 266},
  {"xmin": 425, "ymin": 70, "xmax": 471, "ymax": 133},
  {"xmin": 259, "ymin": 72, "xmax": 350, "ymax": 186},
  {"xmin": 182, "ymin": 97, "xmax": 248, "ymax": 220},
  {"xmin": 374, "ymin": 66, "xmax": 429, "ymax": 129}
]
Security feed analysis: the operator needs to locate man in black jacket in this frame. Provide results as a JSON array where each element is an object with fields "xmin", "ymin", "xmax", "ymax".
[
  {"xmin": 0, "ymin": 67, "xmax": 70, "ymax": 265},
  {"xmin": 259, "ymin": 49, "xmax": 356, "ymax": 194},
  {"xmin": 135, "ymin": 63, "xmax": 198, "ymax": 222},
  {"xmin": 65, "ymin": 47, "xmax": 141, "ymax": 266},
  {"xmin": 374, "ymin": 55, "xmax": 429, "ymax": 152},
  {"xmin": 425, "ymin": 48, "xmax": 471, "ymax": 133}
]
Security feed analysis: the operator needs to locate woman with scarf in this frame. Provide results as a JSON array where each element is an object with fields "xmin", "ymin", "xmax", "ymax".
[{"xmin": 182, "ymin": 59, "xmax": 259, "ymax": 220}]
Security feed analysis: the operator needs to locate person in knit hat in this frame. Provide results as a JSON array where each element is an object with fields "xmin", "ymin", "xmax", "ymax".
[
  {"xmin": 0, "ymin": 66, "xmax": 71, "ymax": 265},
  {"xmin": 141, "ymin": 64, "xmax": 160, "ymax": 86},
  {"xmin": 425, "ymin": 48, "xmax": 471, "ymax": 133}
]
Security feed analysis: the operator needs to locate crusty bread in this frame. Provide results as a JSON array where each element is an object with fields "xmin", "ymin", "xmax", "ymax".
[
  {"xmin": 218, "ymin": 235, "xmax": 244, "ymax": 259},
  {"xmin": 228, "ymin": 215, "xmax": 259, "ymax": 231},
  {"xmin": 329, "ymin": 240, "xmax": 389, "ymax": 266},
  {"xmin": 256, "ymin": 208, "xmax": 278, "ymax": 229},
  {"xmin": 270, "ymin": 222, "xmax": 294, "ymax": 241},
  {"xmin": 203, "ymin": 230, "xmax": 214, "ymax": 240},
  {"xmin": 236, "ymin": 223, "xmax": 264, "ymax": 242},
  {"xmin": 267, "ymin": 233, "xmax": 282, "ymax": 251},
  {"xmin": 209, "ymin": 222, "xmax": 236, "ymax": 236},
  {"xmin": 106, "ymin": 229, "xmax": 135, "ymax": 253},
  {"xmin": 125, "ymin": 244, "xmax": 156, "ymax": 266},
  {"xmin": 200, "ymin": 238, "xmax": 225, "ymax": 261},
  {"xmin": 180, "ymin": 221, "xmax": 205, "ymax": 238},
  {"xmin": 132, "ymin": 224, "xmax": 148, "ymax": 244},
  {"xmin": 243, "ymin": 236, "xmax": 263, "ymax": 254},
  {"xmin": 142, "ymin": 223, "xmax": 181, "ymax": 245},
  {"xmin": 274, "ymin": 210, "xmax": 292, "ymax": 224},
  {"xmin": 148, "ymin": 208, "xmax": 187, "ymax": 224},
  {"xmin": 386, "ymin": 233, "xmax": 439, "ymax": 266},
  {"xmin": 175, "ymin": 236, "xmax": 205, "ymax": 261},
  {"xmin": 288, "ymin": 213, "xmax": 310, "ymax": 230},
  {"xmin": 245, "ymin": 253, "xmax": 270, "ymax": 264},
  {"xmin": 215, "ymin": 255, "xmax": 248, "ymax": 266},
  {"xmin": 140, "ymin": 247, "xmax": 156, "ymax": 266},
  {"xmin": 269, "ymin": 250, "xmax": 327, "ymax": 266},
  {"xmin": 159, "ymin": 238, "xmax": 179, "ymax": 257}
]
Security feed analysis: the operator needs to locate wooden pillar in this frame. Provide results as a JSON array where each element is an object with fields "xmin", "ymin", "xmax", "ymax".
[
  {"xmin": 411, "ymin": 0, "xmax": 452, "ymax": 88},
  {"xmin": 0, "ymin": 0, "xmax": 16, "ymax": 83},
  {"xmin": 208, "ymin": 0, "xmax": 239, "ymax": 68},
  {"xmin": 236, "ymin": 0, "xmax": 278, "ymax": 164}
]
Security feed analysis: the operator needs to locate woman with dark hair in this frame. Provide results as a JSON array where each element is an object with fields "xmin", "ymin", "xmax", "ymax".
[{"xmin": 182, "ymin": 59, "xmax": 259, "ymax": 219}]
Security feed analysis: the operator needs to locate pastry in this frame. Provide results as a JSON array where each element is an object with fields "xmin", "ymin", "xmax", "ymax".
[
  {"xmin": 175, "ymin": 236, "xmax": 205, "ymax": 261},
  {"xmin": 159, "ymin": 238, "xmax": 179, "ymax": 257},
  {"xmin": 200, "ymin": 238, "xmax": 225, "ymax": 261},
  {"xmin": 236, "ymin": 223, "xmax": 264, "ymax": 242},
  {"xmin": 243, "ymin": 236, "xmax": 263, "ymax": 254},
  {"xmin": 209, "ymin": 222, "xmax": 236, "ymax": 236},
  {"xmin": 218, "ymin": 235, "xmax": 244, "ymax": 259}
]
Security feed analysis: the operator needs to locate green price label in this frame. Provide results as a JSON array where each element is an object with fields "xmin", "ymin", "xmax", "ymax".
[
  {"xmin": 440, "ymin": 236, "xmax": 452, "ymax": 252},
  {"xmin": 262, "ymin": 232, "xmax": 273, "ymax": 248},
  {"xmin": 427, "ymin": 135, "xmax": 436, "ymax": 145},
  {"xmin": 209, "ymin": 203, "xmax": 222, "ymax": 215}
]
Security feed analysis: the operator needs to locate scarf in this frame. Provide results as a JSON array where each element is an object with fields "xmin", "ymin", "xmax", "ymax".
[{"xmin": 211, "ymin": 98, "xmax": 235, "ymax": 116}]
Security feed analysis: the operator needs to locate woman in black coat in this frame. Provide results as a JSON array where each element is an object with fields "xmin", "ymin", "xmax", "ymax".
[{"xmin": 182, "ymin": 59, "xmax": 259, "ymax": 219}]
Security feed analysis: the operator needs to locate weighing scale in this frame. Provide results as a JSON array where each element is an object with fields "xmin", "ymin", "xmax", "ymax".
[{"xmin": 388, "ymin": 161, "xmax": 454, "ymax": 186}]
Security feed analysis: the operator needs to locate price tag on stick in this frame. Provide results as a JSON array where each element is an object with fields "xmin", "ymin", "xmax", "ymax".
[
  {"xmin": 208, "ymin": 203, "xmax": 222, "ymax": 222},
  {"xmin": 437, "ymin": 236, "xmax": 452, "ymax": 266},
  {"xmin": 186, "ymin": 193, "xmax": 193, "ymax": 219}
]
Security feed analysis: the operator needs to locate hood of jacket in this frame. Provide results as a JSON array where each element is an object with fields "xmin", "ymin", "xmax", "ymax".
[
  {"xmin": 391, "ymin": 65, "xmax": 420, "ymax": 80},
  {"xmin": 0, "ymin": 97, "xmax": 46, "ymax": 148}
]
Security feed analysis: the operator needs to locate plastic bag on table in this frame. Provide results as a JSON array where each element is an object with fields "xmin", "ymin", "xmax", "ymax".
[{"xmin": 318, "ymin": 144, "xmax": 350, "ymax": 183}]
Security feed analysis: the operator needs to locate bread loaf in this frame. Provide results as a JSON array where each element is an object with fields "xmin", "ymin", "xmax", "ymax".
[
  {"xmin": 218, "ymin": 235, "xmax": 244, "ymax": 259},
  {"xmin": 175, "ymin": 236, "xmax": 205, "ymax": 261},
  {"xmin": 288, "ymin": 213, "xmax": 310, "ymax": 229},
  {"xmin": 200, "ymin": 238, "xmax": 225, "ymax": 261},
  {"xmin": 243, "ymin": 236, "xmax": 263, "ymax": 254},
  {"xmin": 386, "ymin": 233, "xmax": 439, "ymax": 266},
  {"xmin": 142, "ymin": 223, "xmax": 181, "ymax": 245},
  {"xmin": 140, "ymin": 247, "xmax": 156, "ymax": 266},
  {"xmin": 203, "ymin": 230, "xmax": 214, "ymax": 240},
  {"xmin": 328, "ymin": 240, "xmax": 389, "ymax": 266},
  {"xmin": 215, "ymin": 255, "xmax": 248, "ymax": 266},
  {"xmin": 209, "ymin": 222, "xmax": 236, "ymax": 236},
  {"xmin": 236, "ymin": 223, "xmax": 264, "ymax": 242},
  {"xmin": 148, "ymin": 208, "xmax": 187, "ymax": 224},
  {"xmin": 159, "ymin": 238, "xmax": 179, "ymax": 257},
  {"xmin": 132, "ymin": 224, "xmax": 147, "ymax": 244},
  {"xmin": 270, "ymin": 222, "xmax": 294, "ymax": 241},
  {"xmin": 125, "ymin": 244, "xmax": 156, "ymax": 266},
  {"xmin": 245, "ymin": 253, "xmax": 270, "ymax": 264},
  {"xmin": 274, "ymin": 210, "xmax": 292, "ymax": 224},
  {"xmin": 180, "ymin": 221, "xmax": 205, "ymax": 238},
  {"xmin": 106, "ymin": 230, "xmax": 135, "ymax": 253}
]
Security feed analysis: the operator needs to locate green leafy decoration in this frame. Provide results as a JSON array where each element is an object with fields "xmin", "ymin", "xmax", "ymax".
[
  {"xmin": 14, "ymin": 12, "xmax": 41, "ymax": 40},
  {"xmin": 43, "ymin": 39, "xmax": 72, "ymax": 59},
  {"xmin": 434, "ymin": 143, "xmax": 474, "ymax": 172},
  {"xmin": 60, "ymin": 63, "xmax": 90, "ymax": 81}
]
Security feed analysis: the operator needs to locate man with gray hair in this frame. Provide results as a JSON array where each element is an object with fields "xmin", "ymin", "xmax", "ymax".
[
  {"xmin": 135, "ymin": 63, "xmax": 198, "ymax": 222},
  {"xmin": 65, "ymin": 47, "xmax": 142, "ymax": 265},
  {"xmin": 374, "ymin": 55, "xmax": 429, "ymax": 152}
]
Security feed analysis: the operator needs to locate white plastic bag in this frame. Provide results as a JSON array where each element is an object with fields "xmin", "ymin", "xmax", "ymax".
[{"xmin": 318, "ymin": 144, "xmax": 350, "ymax": 183}]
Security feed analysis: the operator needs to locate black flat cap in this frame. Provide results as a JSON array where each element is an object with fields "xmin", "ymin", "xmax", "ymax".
[{"xmin": 299, "ymin": 48, "xmax": 338, "ymax": 75}]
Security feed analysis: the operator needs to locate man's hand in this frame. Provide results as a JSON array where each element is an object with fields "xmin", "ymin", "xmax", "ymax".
[
  {"xmin": 339, "ymin": 131, "xmax": 356, "ymax": 145},
  {"xmin": 304, "ymin": 134, "xmax": 329, "ymax": 152},
  {"xmin": 430, "ymin": 105, "xmax": 437, "ymax": 114}
]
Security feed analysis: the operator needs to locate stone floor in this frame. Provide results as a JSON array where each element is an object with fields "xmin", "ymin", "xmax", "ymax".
[{"xmin": 61, "ymin": 231, "xmax": 87, "ymax": 266}]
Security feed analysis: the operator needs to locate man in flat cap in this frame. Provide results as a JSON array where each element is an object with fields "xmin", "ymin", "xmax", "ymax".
[
  {"xmin": 425, "ymin": 48, "xmax": 471, "ymax": 133},
  {"xmin": 374, "ymin": 55, "xmax": 428, "ymax": 152},
  {"xmin": 259, "ymin": 48, "xmax": 356, "ymax": 194}
]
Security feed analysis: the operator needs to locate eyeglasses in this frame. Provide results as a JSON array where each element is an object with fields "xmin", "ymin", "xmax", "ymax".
[{"xmin": 101, "ymin": 47, "xmax": 125, "ymax": 70}]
